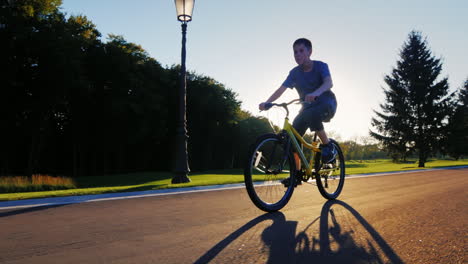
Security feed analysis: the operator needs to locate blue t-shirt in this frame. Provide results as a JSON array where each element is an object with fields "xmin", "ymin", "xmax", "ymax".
[{"xmin": 282, "ymin": 60, "xmax": 335, "ymax": 101}]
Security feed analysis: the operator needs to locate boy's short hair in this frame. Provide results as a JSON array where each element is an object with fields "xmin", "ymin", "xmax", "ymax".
[{"xmin": 293, "ymin": 38, "xmax": 312, "ymax": 50}]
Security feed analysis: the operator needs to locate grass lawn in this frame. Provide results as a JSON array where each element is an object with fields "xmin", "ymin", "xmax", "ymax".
[
  {"xmin": 344, "ymin": 158, "xmax": 468, "ymax": 174},
  {"xmin": 0, "ymin": 159, "xmax": 467, "ymax": 201}
]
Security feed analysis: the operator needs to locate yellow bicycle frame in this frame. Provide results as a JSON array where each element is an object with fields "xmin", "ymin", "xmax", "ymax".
[{"xmin": 282, "ymin": 117, "xmax": 321, "ymax": 176}]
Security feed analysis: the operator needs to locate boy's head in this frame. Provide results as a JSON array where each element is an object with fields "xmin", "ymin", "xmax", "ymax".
[
  {"xmin": 293, "ymin": 38, "xmax": 312, "ymax": 66},
  {"xmin": 293, "ymin": 38, "xmax": 312, "ymax": 51}
]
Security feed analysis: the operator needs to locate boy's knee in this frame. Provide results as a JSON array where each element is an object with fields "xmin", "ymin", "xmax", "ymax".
[
  {"xmin": 292, "ymin": 119, "xmax": 307, "ymax": 136},
  {"xmin": 308, "ymin": 120, "xmax": 324, "ymax": 132},
  {"xmin": 304, "ymin": 113, "xmax": 323, "ymax": 131}
]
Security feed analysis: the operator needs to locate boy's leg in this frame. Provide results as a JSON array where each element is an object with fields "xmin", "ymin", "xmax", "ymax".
[
  {"xmin": 316, "ymin": 130, "xmax": 330, "ymax": 145},
  {"xmin": 292, "ymin": 111, "xmax": 308, "ymax": 172},
  {"xmin": 294, "ymin": 152, "xmax": 301, "ymax": 170},
  {"xmin": 283, "ymin": 151, "xmax": 302, "ymax": 187},
  {"xmin": 299, "ymin": 98, "xmax": 337, "ymax": 163}
]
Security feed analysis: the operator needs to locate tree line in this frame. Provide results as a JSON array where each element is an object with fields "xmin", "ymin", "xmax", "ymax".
[
  {"xmin": 1, "ymin": 1, "xmax": 465, "ymax": 178},
  {"xmin": 1, "ymin": 0, "xmax": 276, "ymax": 176}
]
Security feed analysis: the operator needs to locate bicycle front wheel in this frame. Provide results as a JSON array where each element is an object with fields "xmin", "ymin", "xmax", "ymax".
[
  {"xmin": 244, "ymin": 133, "xmax": 296, "ymax": 212},
  {"xmin": 315, "ymin": 139, "xmax": 345, "ymax": 199}
]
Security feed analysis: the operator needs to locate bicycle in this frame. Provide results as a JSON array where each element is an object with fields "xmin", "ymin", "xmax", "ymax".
[{"xmin": 244, "ymin": 99, "xmax": 345, "ymax": 212}]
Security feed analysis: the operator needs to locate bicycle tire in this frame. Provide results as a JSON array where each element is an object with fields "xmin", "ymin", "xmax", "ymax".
[
  {"xmin": 244, "ymin": 133, "xmax": 296, "ymax": 212},
  {"xmin": 314, "ymin": 139, "xmax": 345, "ymax": 199}
]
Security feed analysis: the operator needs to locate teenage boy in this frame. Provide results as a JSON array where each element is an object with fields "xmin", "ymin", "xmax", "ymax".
[{"xmin": 259, "ymin": 38, "xmax": 337, "ymax": 168}]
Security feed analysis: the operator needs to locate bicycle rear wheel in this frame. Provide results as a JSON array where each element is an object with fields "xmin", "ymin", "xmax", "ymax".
[
  {"xmin": 244, "ymin": 133, "xmax": 296, "ymax": 212},
  {"xmin": 315, "ymin": 139, "xmax": 345, "ymax": 199}
]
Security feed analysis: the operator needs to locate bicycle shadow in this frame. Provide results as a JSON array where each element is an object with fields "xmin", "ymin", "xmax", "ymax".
[
  {"xmin": 300, "ymin": 200, "xmax": 404, "ymax": 263},
  {"xmin": 194, "ymin": 200, "xmax": 403, "ymax": 264}
]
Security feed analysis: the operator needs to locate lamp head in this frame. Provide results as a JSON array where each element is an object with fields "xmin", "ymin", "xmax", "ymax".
[{"xmin": 174, "ymin": 0, "xmax": 195, "ymax": 22}]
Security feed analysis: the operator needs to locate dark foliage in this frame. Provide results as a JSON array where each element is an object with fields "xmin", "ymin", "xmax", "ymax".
[
  {"xmin": 0, "ymin": 0, "xmax": 273, "ymax": 176},
  {"xmin": 444, "ymin": 78, "xmax": 468, "ymax": 159}
]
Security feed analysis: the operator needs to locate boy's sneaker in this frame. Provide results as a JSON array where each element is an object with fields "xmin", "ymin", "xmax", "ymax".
[
  {"xmin": 281, "ymin": 170, "xmax": 303, "ymax": 188},
  {"xmin": 321, "ymin": 143, "xmax": 337, "ymax": 164}
]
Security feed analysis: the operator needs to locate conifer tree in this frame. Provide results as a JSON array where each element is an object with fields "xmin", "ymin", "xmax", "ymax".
[
  {"xmin": 445, "ymin": 78, "xmax": 468, "ymax": 159},
  {"xmin": 371, "ymin": 31, "xmax": 453, "ymax": 167}
]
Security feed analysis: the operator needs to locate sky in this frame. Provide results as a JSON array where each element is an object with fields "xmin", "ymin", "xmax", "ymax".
[{"xmin": 61, "ymin": 0, "xmax": 468, "ymax": 141}]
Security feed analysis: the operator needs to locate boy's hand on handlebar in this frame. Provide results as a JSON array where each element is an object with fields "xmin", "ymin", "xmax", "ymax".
[
  {"xmin": 305, "ymin": 93, "xmax": 318, "ymax": 102},
  {"xmin": 259, "ymin": 102, "xmax": 273, "ymax": 111}
]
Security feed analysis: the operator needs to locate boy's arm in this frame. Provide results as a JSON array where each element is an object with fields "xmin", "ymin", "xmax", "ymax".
[
  {"xmin": 259, "ymin": 85, "xmax": 288, "ymax": 110},
  {"xmin": 305, "ymin": 76, "xmax": 333, "ymax": 102}
]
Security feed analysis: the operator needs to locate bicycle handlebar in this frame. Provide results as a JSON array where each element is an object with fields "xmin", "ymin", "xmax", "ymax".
[
  {"xmin": 262, "ymin": 99, "xmax": 303, "ymax": 117},
  {"xmin": 264, "ymin": 99, "xmax": 302, "ymax": 111}
]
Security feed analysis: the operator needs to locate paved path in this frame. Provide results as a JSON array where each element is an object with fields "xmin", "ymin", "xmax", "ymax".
[{"xmin": 0, "ymin": 168, "xmax": 466, "ymax": 263}]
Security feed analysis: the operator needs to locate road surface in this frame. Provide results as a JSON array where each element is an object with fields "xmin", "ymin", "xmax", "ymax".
[{"xmin": 0, "ymin": 168, "xmax": 466, "ymax": 263}]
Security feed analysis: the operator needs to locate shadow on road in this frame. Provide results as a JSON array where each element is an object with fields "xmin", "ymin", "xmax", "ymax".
[
  {"xmin": 0, "ymin": 204, "xmax": 67, "ymax": 218},
  {"xmin": 194, "ymin": 200, "xmax": 403, "ymax": 264}
]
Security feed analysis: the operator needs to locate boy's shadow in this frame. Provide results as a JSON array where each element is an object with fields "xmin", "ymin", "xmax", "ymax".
[{"xmin": 194, "ymin": 200, "xmax": 403, "ymax": 264}]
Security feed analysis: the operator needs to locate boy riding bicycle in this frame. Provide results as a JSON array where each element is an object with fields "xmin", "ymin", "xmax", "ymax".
[{"xmin": 259, "ymin": 38, "xmax": 337, "ymax": 166}]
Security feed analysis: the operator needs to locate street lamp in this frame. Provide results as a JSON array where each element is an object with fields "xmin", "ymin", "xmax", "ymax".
[{"xmin": 172, "ymin": 0, "xmax": 195, "ymax": 183}]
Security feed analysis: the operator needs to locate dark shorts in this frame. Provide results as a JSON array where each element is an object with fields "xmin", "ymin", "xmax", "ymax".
[{"xmin": 292, "ymin": 96, "xmax": 337, "ymax": 135}]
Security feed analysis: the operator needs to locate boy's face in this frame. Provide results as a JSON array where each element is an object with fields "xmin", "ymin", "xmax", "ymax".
[{"xmin": 293, "ymin": 44, "xmax": 312, "ymax": 66}]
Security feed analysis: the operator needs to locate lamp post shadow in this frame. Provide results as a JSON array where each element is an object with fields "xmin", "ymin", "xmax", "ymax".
[{"xmin": 194, "ymin": 200, "xmax": 403, "ymax": 264}]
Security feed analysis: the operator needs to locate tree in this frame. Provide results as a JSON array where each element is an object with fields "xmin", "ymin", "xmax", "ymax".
[
  {"xmin": 445, "ymin": 78, "xmax": 468, "ymax": 159},
  {"xmin": 370, "ymin": 31, "xmax": 453, "ymax": 167},
  {"xmin": 185, "ymin": 73, "xmax": 243, "ymax": 170},
  {"xmin": 0, "ymin": 0, "xmax": 71, "ymax": 175}
]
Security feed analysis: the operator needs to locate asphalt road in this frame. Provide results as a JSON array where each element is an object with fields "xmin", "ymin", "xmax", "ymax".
[{"xmin": 0, "ymin": 168, "xmax": 466, "ymax": 264}]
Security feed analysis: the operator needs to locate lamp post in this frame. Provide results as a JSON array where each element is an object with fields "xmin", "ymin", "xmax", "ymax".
[{"xmin": 172, "ymin": 0, "xmax": 194, "ymax": 183}]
